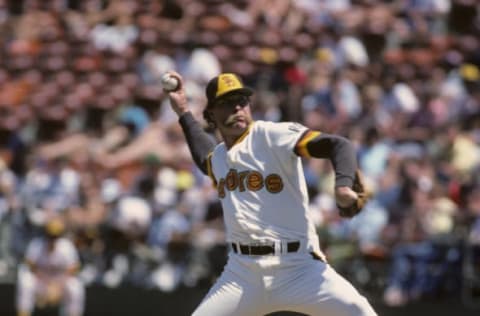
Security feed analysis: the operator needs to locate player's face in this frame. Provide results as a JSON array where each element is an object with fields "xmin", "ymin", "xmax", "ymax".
[{"xmin": 210, "ymin": 94, "xmax": 252, "ymax": 133}]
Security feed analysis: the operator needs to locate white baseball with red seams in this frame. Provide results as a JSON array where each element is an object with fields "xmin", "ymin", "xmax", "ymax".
[{"xmin": 161, "ymin": 73, "xmax": 179, "ymax": 91}]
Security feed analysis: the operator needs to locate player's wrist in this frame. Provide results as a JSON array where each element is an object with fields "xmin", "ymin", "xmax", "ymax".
[
  {"xmin": 177, "ymin": 108, "xmax": 191, "ymax": 117},
  {"xmin": 334, "ymin": 186, "xmax": 357, "ymax": 207},
  {"xmin": 178, "ymin": 108, "xmax": 190, "ymax": 115},
  {"xmin": 171, "ymin": 100, "xmax": 188, "ymax": 115}
]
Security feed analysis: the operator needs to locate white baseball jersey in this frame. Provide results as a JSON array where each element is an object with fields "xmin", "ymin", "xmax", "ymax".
[
  {"xmin": 17, "ymin": 236, "xmax": 85, "ymax": 316},
  {"xmin": 25, "ymin": 236, "xmax": 80, "ymax": 276},
  {"xmin": 207, "ymin": 120, "xmax": 320, "ymax": 249}
]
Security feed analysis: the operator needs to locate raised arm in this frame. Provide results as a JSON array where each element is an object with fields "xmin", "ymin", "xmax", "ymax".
[{"xmin": 163, "ymin": 71, "xmax": 216, "ymax": 174}]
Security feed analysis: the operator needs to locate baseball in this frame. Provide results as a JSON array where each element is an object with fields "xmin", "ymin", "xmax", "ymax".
[{"xmin": 161, "ymin": 73, "xmax": 179, "ymax": 91}]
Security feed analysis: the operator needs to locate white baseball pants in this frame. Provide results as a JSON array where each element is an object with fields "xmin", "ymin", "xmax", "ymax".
[
  {"xmin": 192, "ymin": 252, "xmax": 377, "ymax": 316},
  {"xmin": 16, "ymin": 266, "xmax": 85, "ymax": 316}
]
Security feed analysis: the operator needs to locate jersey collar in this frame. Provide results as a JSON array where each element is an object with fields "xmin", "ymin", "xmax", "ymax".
[{"xmin": 228, "ymin": 121, "xmax": 254, "ymax": 149}]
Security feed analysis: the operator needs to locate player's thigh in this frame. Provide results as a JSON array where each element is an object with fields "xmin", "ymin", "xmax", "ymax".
[
  {"xmin": 192, "ymin": 269, "xmax": 263, "ymax": 316},
  {"xmin": 278, "ymin": 260, "xmax": 377, "ymax": 316},
  {"xmin": 17, "ymin": 269, "xmax": 37, "ymax": 293},
  {"xmin": 64, "ymin": 277, "xmax": 85, "ymax": 300}
]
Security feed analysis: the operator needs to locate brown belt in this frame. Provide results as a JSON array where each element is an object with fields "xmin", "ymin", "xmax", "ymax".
[{"xmin": 231, "ymin": 241, "xmax": 300, "ymax": 255}]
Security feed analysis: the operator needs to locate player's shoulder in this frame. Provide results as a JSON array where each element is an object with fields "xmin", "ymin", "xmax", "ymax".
[
  {"xmin": 256, "ymin": 120, "xmax": 307, "ymax": 134},
  {"xmin": 28, "ymin": 237, "xmax": 45, "ymax": 248},
  {"xmin": 211, "ymin": 141, "xmax": 226, "ymax": 155},
  {"xmin": 56, "ymin": 237, "xmax": 76, "ymax": 251}
]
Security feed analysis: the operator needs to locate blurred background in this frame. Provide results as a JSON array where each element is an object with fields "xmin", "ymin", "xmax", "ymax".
[{"xmin": 0, "ymin": 0, "xmax": 479, "ymax": 315}]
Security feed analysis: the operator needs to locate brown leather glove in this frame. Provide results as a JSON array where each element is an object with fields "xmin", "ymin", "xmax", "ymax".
[{"xmin": 338, "ymin": 170, "xmax": 372, "ymax": 218}]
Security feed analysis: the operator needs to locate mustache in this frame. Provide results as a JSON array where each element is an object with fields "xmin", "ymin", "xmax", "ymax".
[{"xmin": 224, "ymin": 114, "xmax": 243, "ymax": 126}]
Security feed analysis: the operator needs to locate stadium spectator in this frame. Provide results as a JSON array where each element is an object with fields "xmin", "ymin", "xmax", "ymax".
[{"xmin": 16, "ymin": 217, "xmax": 84, "ymax": 316}]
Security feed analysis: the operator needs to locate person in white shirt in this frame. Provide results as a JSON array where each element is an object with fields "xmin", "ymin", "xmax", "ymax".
[{"xmin": 16, "ymin": 218, "xmax": 85, "ymax": 316}]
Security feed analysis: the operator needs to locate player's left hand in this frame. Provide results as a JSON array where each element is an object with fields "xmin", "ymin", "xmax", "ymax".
[{"xmin": 337, "ymin": 170, "xmax": 372, "ymax": 218}]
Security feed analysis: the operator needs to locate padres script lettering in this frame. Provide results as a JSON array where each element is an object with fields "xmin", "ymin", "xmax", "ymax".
[{"xmin": 217, "ymin": 169, "xmax": 284, "ymax": 198}]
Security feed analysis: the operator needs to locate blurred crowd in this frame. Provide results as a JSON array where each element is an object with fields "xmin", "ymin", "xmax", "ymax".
[{"xmin": 0, "ymin": 0, "xmax": 479, "ymax": 310}]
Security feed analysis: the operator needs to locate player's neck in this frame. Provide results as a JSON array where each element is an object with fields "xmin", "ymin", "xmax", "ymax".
[
  {"xmin": 223, "ymin": 134, "xmax": 240, "ymax": 149},
  {"xmin": 221, "ymin": 125, "xmax": 251, "ymax": 149}
]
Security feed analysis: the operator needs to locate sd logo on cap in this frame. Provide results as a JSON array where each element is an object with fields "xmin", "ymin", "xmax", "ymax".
[{"xmin": 205, "ymin": 73, "xmax": 253, "ymax": 108}]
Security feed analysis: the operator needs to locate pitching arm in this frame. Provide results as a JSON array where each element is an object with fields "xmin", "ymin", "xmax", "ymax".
[
  {"xmin": 179, "ymin": 112, "xmax": 217, "ymax": 175},
  {"xmin": 162, "ymin": 70, "xmax": 217, "ymax": 175}
]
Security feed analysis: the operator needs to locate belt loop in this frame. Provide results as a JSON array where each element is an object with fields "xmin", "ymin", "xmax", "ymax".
[{"xmin": 274, "ymin": 241, "xmax": 281, "ymax": 255}]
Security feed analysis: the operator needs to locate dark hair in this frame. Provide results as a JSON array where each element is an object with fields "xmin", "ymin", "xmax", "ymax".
[{"xmin": 203, "ymin": 108, "xmax": 216, "ymax": 130}]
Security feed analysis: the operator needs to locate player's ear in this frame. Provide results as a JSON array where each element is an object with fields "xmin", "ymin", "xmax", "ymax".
[{"xmin": 203, "ymin": 109, "xmax": 216, "ymax": 129}]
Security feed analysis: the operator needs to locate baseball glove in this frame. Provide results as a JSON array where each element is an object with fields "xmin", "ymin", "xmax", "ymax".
[{"xmin": 338, "ymin": 170, "xmax": 372, "ymax": 218}]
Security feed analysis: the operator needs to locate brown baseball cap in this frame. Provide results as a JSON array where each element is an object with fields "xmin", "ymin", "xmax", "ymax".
[{"xmin": 205, "ymin": 73, "xmax": 253, "ymax": 108}]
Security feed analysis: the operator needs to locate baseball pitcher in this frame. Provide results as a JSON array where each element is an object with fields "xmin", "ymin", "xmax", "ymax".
[{"xmin": 164, "ymin": 71, "xmax": 376, "ymax": 316}]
